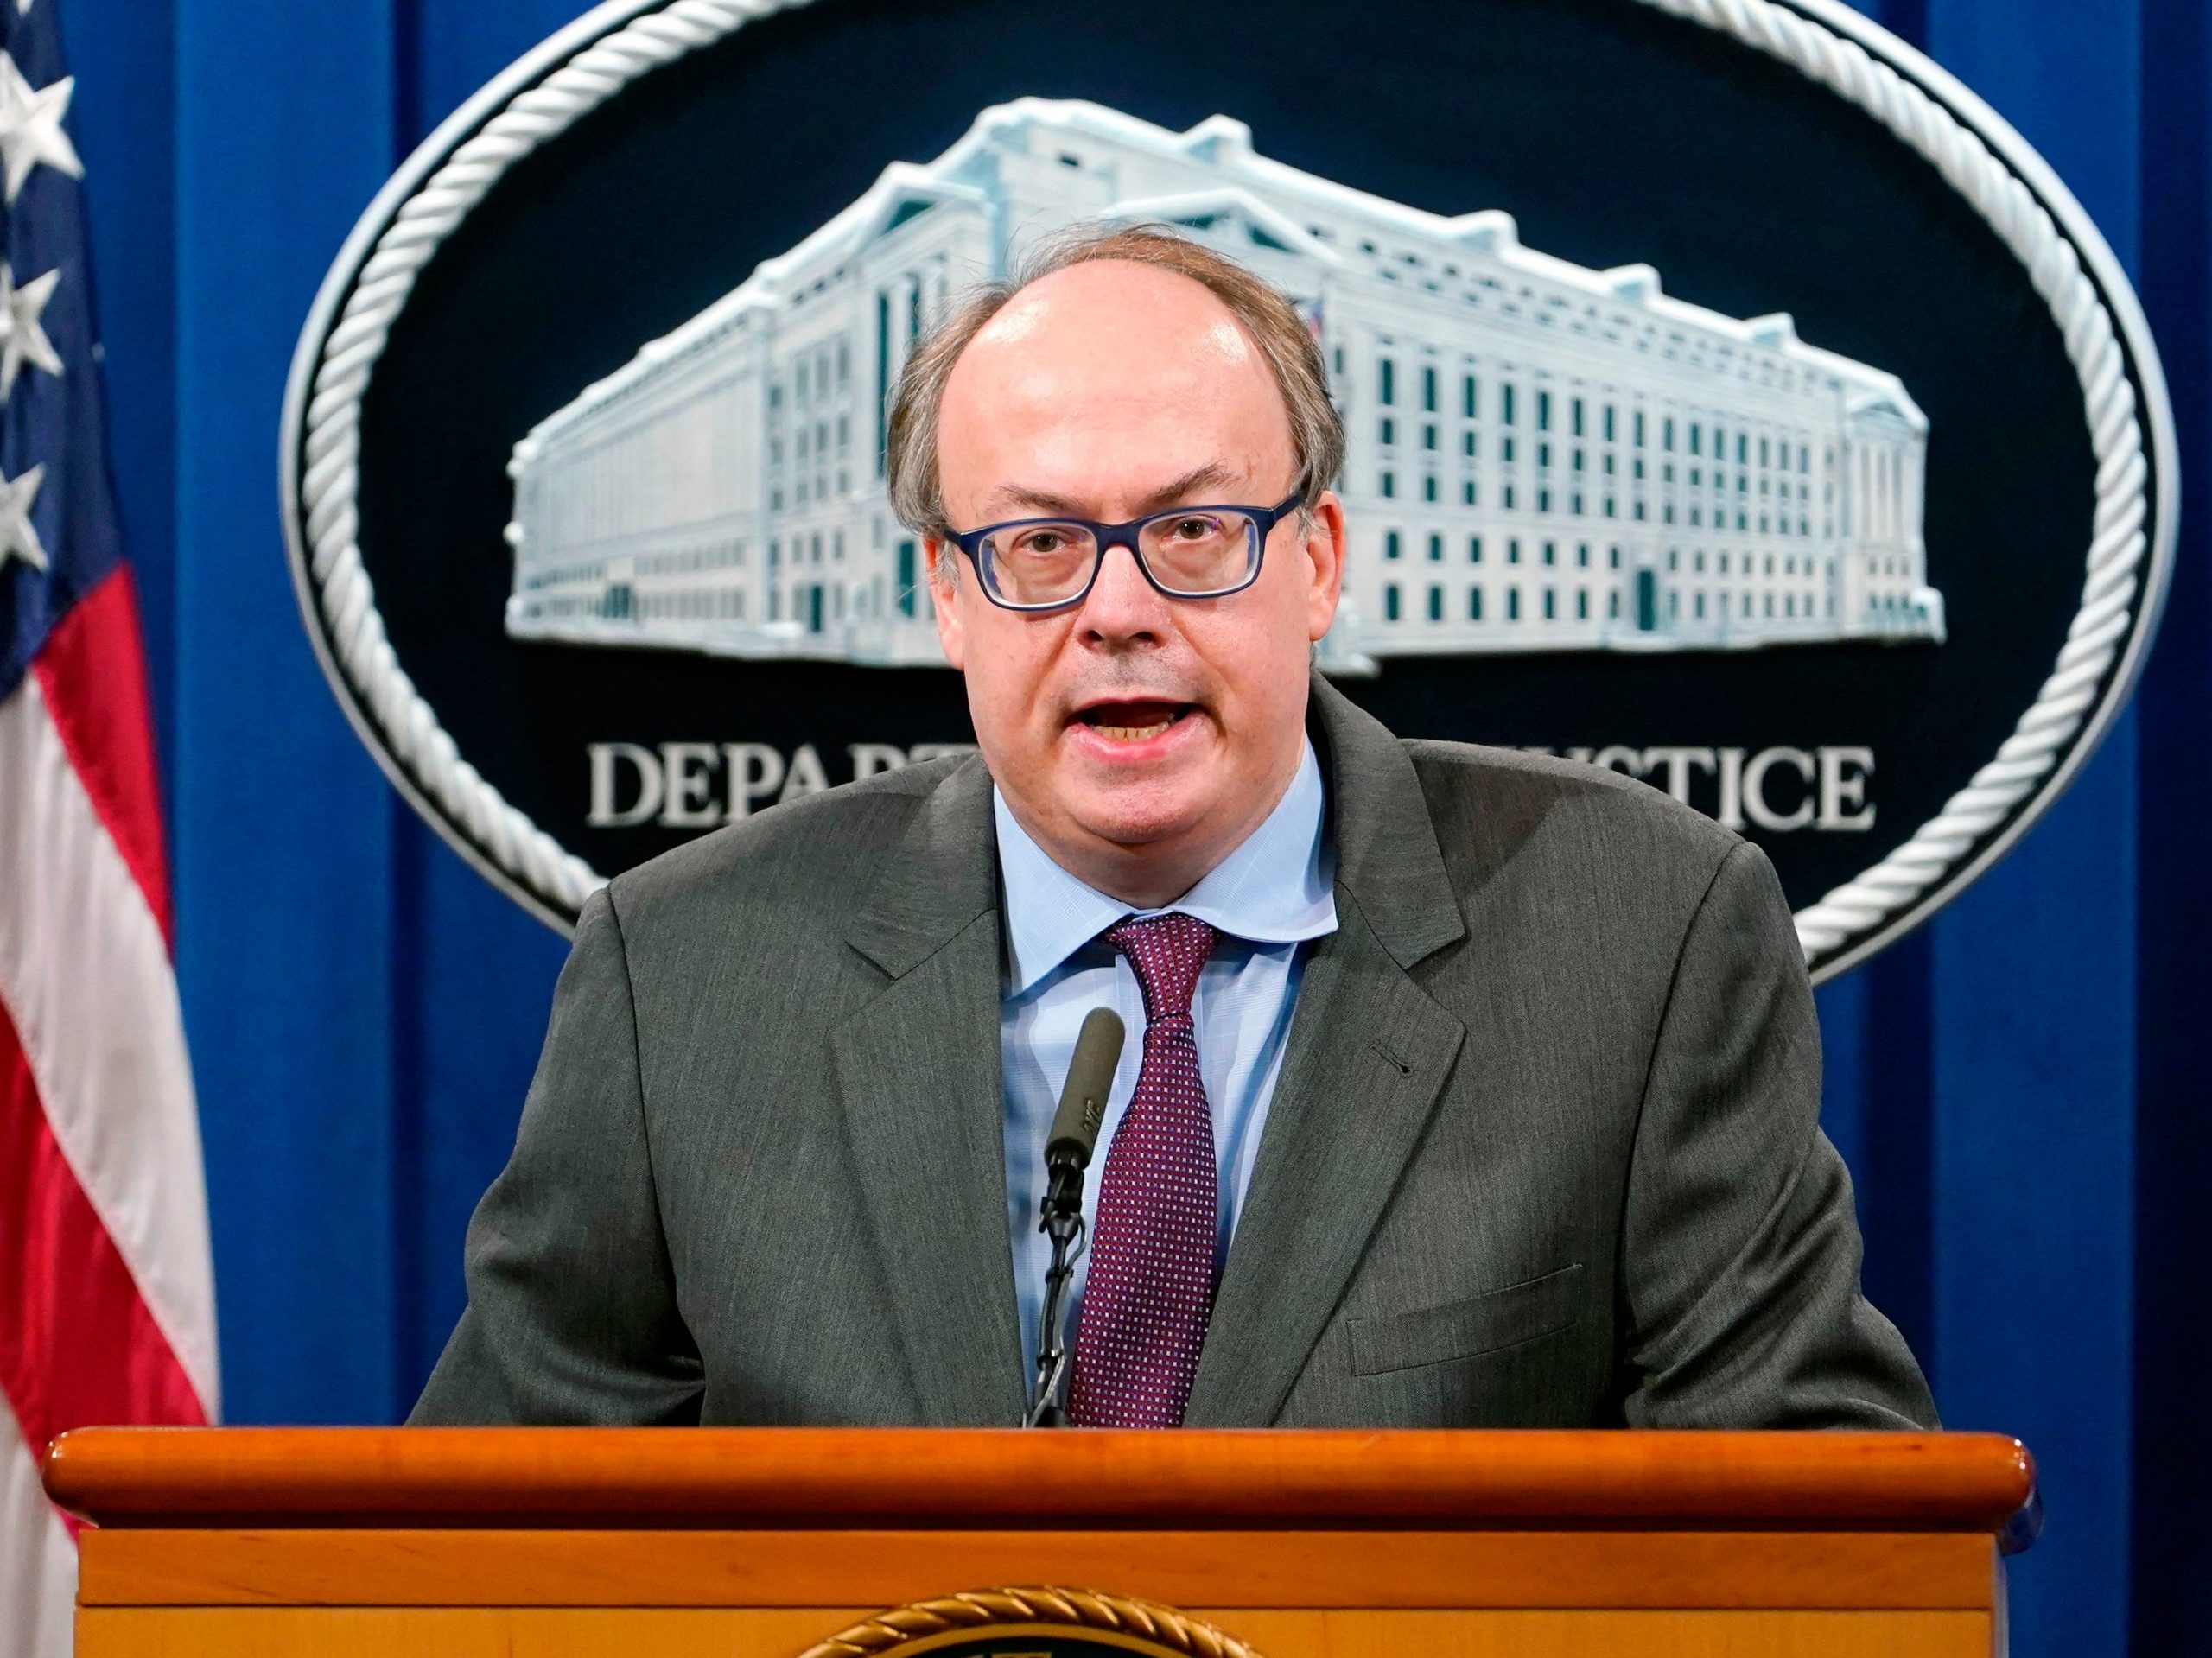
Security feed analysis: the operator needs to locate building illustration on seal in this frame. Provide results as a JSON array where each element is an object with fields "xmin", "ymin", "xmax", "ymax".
[{"xmin": 503, "ymin": 98, "xmax": 1943, "ymax": 670}]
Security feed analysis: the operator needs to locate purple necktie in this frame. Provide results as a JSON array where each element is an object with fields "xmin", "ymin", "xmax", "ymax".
[{"xmin": 1067, "ymin": 912, "xmax": 1222, "ymax": 1428}]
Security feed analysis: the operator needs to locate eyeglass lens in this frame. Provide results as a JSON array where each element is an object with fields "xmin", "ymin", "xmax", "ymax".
[{"xmin": 979, "ymin": 511, "xmax": 1259, "ymax": 606}]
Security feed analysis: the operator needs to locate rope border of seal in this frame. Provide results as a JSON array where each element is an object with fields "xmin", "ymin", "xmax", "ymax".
[
  {"xmin": 284, "ymin": 0, "xmax": 791, "ymax": 923},
  {"xmin": 281, "ymin": 0, "xmax": 2172, "ymax": 969},
  {"xmin": 1642, "ymin": 0, "xmax": 2165, "ymax": 969},
  {"xmin": 791, "ymin": 1585, "xmax": 1266, "ymax": 1658}
]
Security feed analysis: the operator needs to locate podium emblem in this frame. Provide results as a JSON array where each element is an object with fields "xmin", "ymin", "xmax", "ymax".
[{"xmin": 796, "ymin": 1587, "xmax": 1264, "ymax": 1658}]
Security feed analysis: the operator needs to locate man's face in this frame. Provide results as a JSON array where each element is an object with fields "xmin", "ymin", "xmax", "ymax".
[{"xmin": 927, "ymin": 261, "xmax": 1344, "ymax": 899}]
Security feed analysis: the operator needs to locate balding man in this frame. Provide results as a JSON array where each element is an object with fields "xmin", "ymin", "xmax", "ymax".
[{"xmin": 415, "ymin": 226, "xmax": 1933, "ymax": 1431}]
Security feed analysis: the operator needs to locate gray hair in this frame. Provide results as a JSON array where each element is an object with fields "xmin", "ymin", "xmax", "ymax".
[{"xmin": 884, "ymin": 223, "xmax": 1344, "ymax": 548}]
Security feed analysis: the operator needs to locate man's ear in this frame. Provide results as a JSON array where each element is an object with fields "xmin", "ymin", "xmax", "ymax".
[
  {"xmin": 1302, "ymin": 490, "xmax": 1348, "ymax": 644},
  {"xmin": 926, "ymin": 537, "xmax": 967, "ymax": 670}
]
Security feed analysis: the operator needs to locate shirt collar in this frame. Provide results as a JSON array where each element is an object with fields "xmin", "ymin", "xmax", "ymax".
[{"xmin": 994, "ymin": 737, "xmax": 1338, "ymax": 997}]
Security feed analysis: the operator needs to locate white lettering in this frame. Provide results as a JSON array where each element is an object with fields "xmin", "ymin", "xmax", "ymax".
[
  {"xmin": 658, "ymin": 742, "xmax": 721, "ymax": 828},
  {"xmin": 1715, "ymin": 747, "xmax": 1746, "ymax": 830},
  {"xmin": 1817, "ymin": 746, "xmax": 1876, "ymax": 830},
  {"xmin": 848, "ymin": 742, "xmax": 908, "ymax": 778},
  {"xmin": 1743, "ymin": 746, "xmax": 1816, "ymax": 831},
  {"xmin": 588, "ymin": 739, "xmax": 1875, "ymax": 838},
  {"xmin": 1641, "ymin": 746, "xmax": 1716, "ymax": 805},
  {"xmin": 779, "ymin": 742, "xmax": 830, "ymax": 804},
  {"xmin": 587, "ymin": 742, "xmax": 664, "ymax": 828},
  {"xmin": 721, "ymin": 743, "xmax": 785, "ymax": 821}
]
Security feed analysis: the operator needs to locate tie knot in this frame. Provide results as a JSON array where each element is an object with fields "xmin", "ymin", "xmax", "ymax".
[{"xmin": 1103, "ymin": 912, "xmax": 1220, "ymax": 1022}]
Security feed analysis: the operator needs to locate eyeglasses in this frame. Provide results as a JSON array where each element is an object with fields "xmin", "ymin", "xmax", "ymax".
[{"xmin": 944, "ymin": 492, "xmax": 1303, "ymax": 611}]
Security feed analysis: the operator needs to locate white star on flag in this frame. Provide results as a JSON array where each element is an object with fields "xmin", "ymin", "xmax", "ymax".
[
  {"xmin": 0, "ymin": 8, "xmax": 220, "ymax": 1655},
  {"xmin": 0, "ymin": 260, "xmax": 61, "ymax": 401},
  {"xmin": 0, "ymin": 459, "xmax": 47, "ymax": 574},
  {"xmin": 0, "ymin": 50, "xmax": 80, "ymax": 205}
]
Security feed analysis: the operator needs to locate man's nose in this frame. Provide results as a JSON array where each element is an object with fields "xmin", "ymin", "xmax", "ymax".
[{"xmin": 1076, "ymin": 536, "xmax": 1173, "ymax": 643}]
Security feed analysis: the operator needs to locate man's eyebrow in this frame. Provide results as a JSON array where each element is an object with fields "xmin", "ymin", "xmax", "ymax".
[{"xmin": 981, "ymin": 462, "xmax": 1243, "ymax": 520}]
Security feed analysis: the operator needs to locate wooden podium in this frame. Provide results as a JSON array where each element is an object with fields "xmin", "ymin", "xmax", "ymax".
[{"xmin": 45, "ymin": 1426, "xmax": 2036, "ymax": 1657}]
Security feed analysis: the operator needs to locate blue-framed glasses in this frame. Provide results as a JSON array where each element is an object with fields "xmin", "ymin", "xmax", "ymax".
[{"xmin": 944, "ymin": 492, "xmax": 1303, "ymax": 611}]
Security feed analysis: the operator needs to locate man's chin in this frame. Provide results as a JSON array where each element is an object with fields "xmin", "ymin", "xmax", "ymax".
[{"xmin": 1058, "ymin": 782, "xmax": 1215, "ymax": 858}]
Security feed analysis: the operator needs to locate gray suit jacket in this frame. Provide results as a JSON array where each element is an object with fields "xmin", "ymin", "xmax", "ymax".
[{"xmin": 414, "ymin": 677, "xmax": 1933, "ymax": 1429}]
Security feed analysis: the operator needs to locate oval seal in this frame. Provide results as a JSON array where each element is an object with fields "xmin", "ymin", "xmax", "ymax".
[
  {"xmin": 283, "ymin": 0, "xmax": 2177, "ymax": 981},
  {"xmin": 793, "ymin": 1587, "xmax": 1263, "ymax": 1658}
]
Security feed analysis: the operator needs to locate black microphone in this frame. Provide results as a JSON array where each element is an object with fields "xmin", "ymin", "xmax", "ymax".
[
  {"xmin": 1044, "ymin": 1007, "xmax": 1122, "ymax": 1212},
  {"xmin": 1025, "ymin": 1007, "xmax": 1124, "ymax": 1427}
]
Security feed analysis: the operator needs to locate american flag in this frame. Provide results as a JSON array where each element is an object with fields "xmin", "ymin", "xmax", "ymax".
[{"xmin": 0, "ymin": 3, "xmax": 219, "ymax": 1652}]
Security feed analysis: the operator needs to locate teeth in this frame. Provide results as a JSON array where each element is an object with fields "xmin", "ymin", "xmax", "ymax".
[{"xmin": 1096, "ymin": 720, "xmax": 1173, "ymax": 742}]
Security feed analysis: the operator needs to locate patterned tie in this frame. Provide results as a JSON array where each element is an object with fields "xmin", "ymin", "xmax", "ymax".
[{"xmin": 1067, "ymin": 912, "xmax": 1223, "ymax": 1428}]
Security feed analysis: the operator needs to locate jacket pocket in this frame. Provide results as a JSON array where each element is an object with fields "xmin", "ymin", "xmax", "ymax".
[{"xmin": 1347, "ymin": 1263, "xmax": 1587, "ymax": 1376}]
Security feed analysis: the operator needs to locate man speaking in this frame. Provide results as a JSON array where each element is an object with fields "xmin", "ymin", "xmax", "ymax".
[{"xmin": 414, "ymin": 226, "xmax": 1933, "ymax": 1431}]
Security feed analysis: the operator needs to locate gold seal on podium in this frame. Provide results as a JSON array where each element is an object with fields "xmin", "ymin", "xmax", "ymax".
[{"xmin": 797, "ymin": 1586, "xmax": 1266, "ymax": 1658}]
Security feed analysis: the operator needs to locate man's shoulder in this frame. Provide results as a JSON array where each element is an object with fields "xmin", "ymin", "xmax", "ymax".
[
  {"xmin": 602, "ymin": 755, "xmax": 969, "ymax": 934},
  {"xmin": 1398, "ymin": 736, "xmax": 1745, "ymax": 896}
]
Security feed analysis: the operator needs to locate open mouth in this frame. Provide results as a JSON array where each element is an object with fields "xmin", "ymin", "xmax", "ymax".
[{"xmin": 1073, "ymin": 700, "xmax": 1195, "ymax": 743}]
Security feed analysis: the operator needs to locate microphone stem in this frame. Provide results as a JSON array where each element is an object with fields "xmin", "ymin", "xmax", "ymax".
[{"xmin": 1026, "ymin": 1196, "xmax": 1085, "ymax": 1427}]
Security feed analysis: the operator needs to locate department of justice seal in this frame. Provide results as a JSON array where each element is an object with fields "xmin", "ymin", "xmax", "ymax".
[
  {"xmin": 283, "ymin": 0, "xmax": 2177, "ymax": 981},
  {"xmin": 792, "ymin": 1587, "xmax": 1263, "ymax": 1658}
]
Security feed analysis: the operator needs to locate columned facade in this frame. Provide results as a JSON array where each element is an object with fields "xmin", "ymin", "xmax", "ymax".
[{"xmin": 506, "ymin": 99, "xmax": 1941, "ymax": 668}]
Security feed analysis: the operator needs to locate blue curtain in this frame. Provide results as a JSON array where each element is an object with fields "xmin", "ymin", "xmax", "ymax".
[{"xmin": 61, "ymin": 1, "xmax": 2209, "ymax": 1652}]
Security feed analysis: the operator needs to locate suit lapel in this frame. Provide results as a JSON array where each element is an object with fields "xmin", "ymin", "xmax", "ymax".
[
  {"xmin": 827, "ymin": 679, "xmax": 1469, "ymax": 1428},
  {"xmin": 833, "ymin": 761, "xmax": 1028, "ymax": 1426},
  {"xmin": 1184, "ymin": 677, "xmax": 1471, "ymax": 1426},
  {"xmin": 1183, "ymin": 901, "xmax": 1465, "ymax": 1425}
]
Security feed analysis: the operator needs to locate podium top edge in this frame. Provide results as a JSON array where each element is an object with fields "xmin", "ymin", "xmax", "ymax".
[{"xmin": 42, "ymin": 1427, "xmax": 2037, "ymax": 1541}]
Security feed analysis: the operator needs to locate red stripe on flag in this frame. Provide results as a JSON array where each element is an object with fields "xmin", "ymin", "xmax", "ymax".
[
  {"xmin": 0, "ymin": 998, "xmax": 206, "ymax": 1509},
  {"xmin": 31, "ymin": 565, "xmax": 173, "ymax": 946}
]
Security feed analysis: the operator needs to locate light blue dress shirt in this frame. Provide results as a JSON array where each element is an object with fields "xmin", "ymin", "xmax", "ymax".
[{"xmin": 995, "ymin": 739, "xmax": 1338, "ymax": 1384}]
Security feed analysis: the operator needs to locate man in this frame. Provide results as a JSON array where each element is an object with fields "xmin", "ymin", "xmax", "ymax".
[{"xmin": 414, "ymin": 226, "xmax": 1932, "ymax": 1430}]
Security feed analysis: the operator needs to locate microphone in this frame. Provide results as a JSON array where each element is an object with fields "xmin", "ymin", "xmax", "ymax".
[
  {"xmin": 1045, "ymin": 1006, "xmax": 1122, "ymax": 1214},
  {"xmin": 1025, "ymin": 1007, "xmax": 1124, "ymax": 1427}
]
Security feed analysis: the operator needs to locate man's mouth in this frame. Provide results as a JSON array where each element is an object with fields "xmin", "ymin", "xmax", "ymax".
[{"xmin": 1073, "ymin": 700, "xmax": 1195, "ymax": 743}]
